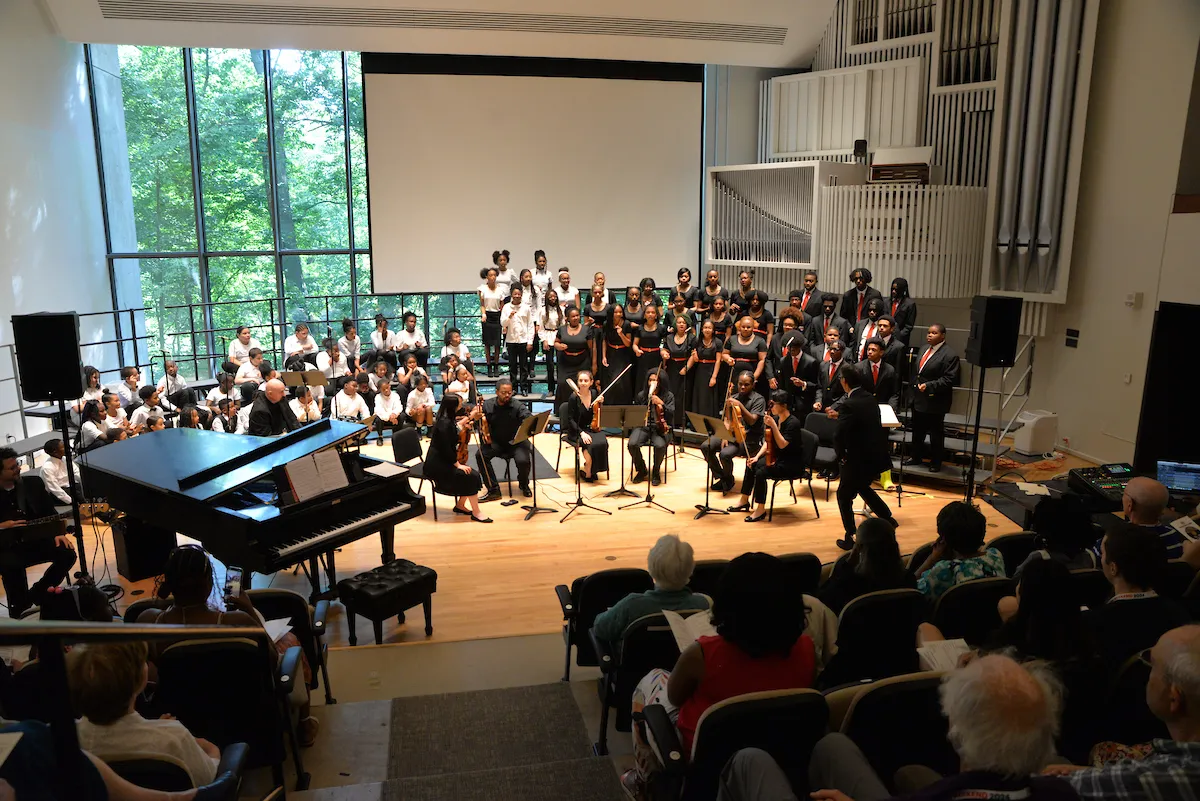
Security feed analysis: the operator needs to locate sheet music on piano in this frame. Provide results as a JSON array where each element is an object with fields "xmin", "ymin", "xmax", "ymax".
[{"xmin": 279, "ymin": 449, "xmax": 349, "ymax": 504}]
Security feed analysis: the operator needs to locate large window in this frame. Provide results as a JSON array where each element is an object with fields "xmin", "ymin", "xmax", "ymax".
[{"xmin": 88, "ymin": 46, "xmax": 370, "ymax": 380}]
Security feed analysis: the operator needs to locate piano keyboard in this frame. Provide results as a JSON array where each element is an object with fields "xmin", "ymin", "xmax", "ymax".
[{"xmin": 267, "ymin": 501, "xmax": 412, "ymax": 564}]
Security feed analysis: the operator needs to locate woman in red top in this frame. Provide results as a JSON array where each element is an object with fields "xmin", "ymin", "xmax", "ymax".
[{"xmin": 625, "ymin": 552, "xmax": 817, "ymax": 796}]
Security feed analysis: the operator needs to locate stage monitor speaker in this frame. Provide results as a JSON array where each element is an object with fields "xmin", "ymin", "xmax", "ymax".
[
  {"xmin": 965, "ymin": 295, "xmax": 1022, "ymax": 368},
  {"xmin": 11, "ymin": 312, "xmax": 84, "ymax": 402},
  {"xmin": 111, "ymin": 516, "xmax": 177, "ymax": 582}
]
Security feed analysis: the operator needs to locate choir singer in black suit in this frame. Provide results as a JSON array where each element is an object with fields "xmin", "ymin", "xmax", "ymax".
[
  {"xmin": 858, "ymin": 338, "xmax": 898, "ymax": 407},
  {"xmin": 247, "ymin": 378, "xmax": 301, "ymax": 436},
  {"xmin": 833, "ymin": 366, "xmax": 897, "ymax": 550},
  {"xmin": 477, "ymin": 378, "xmax": 532, "ymax": 501},
  {"xmin": 838, "ymin": 268, "xmax": 884, "ymax": 326},
  {"xmin": 904, "ymin": 323, "xmax": 960, "ymax": 473},
  {"xmin": 776, "ymin": 332, "xmax": 818, "ymax": 414}
]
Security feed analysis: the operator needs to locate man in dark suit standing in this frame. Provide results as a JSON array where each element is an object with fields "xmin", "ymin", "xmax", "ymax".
[
  {"xmin": 794, "ymin": 271, "xmax": 826, "ymax": 318},
  {"xmin": 813, "ymin": 342, "xmax": 847, "ymax": 415},
  {"xmin": 852, "ymin": 298, "xmax": 888, "ymax": 361},
  {"xmin": 777, "ymin": 333, "xmax": 818, "ymax": 414},
  {"xmin": 905, "ymin": 324, "xmax": 960, "ymax": 472},
  {"xmin": 888, "ymin": 277, "xmax": 918, "ymax": 344},
  {"xmin": 808, "ymin": 295, "xmax": 852, "ymax": 348},
  {"xmin": 858, "ymin": 338, "xmax": 898, "ymax": 408},
  {"xmin": 833, "ymin": 366, "xmax": 897, "ymax": 549},
  {"xmin": 839, "ymin": 268, "xmax": 884, "ymax": 325}
]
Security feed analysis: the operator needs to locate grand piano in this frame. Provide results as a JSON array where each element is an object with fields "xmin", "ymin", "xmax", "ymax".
[{"xmin": 79, "ymin": 418, "xmax": 425, "ymax": 599}]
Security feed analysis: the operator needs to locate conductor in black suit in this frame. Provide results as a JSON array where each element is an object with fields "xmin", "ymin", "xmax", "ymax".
[
  {"xmin": 833, "ymin": 367, "xmax": 897, "ymax": 550},
  {"xmin": 858, "ymin": 338, "xmax": 898, "ymax": 407},
  {"xmin": 904, "ymin": 324, "xmax": 960, "ymax": 472},
  {"xmin": 247, "ymin": 378, "xmax": 301, "ymax": 436},
  {"xmin": 838, "ymin": 268, "xmax": 884, "ymax": 326}
]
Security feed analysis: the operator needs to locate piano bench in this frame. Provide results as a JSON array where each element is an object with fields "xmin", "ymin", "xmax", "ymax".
[{"xmin": 336, "ymin": 559, "xmax": 438, "ymax": 646}]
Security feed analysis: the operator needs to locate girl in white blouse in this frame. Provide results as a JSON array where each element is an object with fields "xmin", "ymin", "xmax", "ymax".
[
  {"xmin": 78, "ymin": 400, "xmax": 108, "ymax": 450},
  {"xmin": 73, "ymin": 366, "xmax": 105, "ymax": 413},
  {"xmin": 491, "ymin": 248, "xmax": 518, "ymax": 287},
  {"xmin": 478, "ymin": 267, "xmax": 507, "ymax": 377},
  {"xmin": 440, "ymin": 327, "xmax": 471, "ymax": 366},
  {"xmin": 405, "ymin": 374, "xmax": 435, "ymax": 432},
  {"xmin": 368, "ymin": 314, "xmax": 398, "ymax": 370},
  {"xmin": 225, "ymin": 325, "xmax": 262, "ymax": 374},
  {"xmin": 338, "ymin": 317, "xmax": 363, "ymax": 373},
  {"xmin": 539, "ymin": 289, "xmax": 564, "ymax": 390},
  {"xmin": 446, "ymin": 365, "xmax": 474, "ymax": 408},
  {"xmin": 501, "ymin": 285, "xmax": 536, "ymax": 395},
  {"xmin": 372, "ymin": 380, "xmax": 404, "ymax": 443}
]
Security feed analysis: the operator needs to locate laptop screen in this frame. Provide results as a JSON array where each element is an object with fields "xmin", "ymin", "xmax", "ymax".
[{"xmin": 1157, "ymin": 461, "xmax": 1200, "ymax": 493}]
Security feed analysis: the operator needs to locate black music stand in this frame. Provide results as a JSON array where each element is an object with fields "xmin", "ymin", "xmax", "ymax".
[
  {"xmin": 619, "ymin": 418, "xmax": 675, "ymax": 516},
  {"xmin": 687, "ymin": 412, "xmax": 732, "ymax": 520},
  {"xmin": 601, "ymin": 405, "xmax": 641, "ymax": 499},
  {"xmin": 890, "ymin": 349, "xmax": 923, "ymax": 508},
  {"xmin": 515, "ymin": 410, "xmax": 555, "ymax": 520},
  {"xmin": 561, "ymin": 439, "xmax": 610, "ymax": 524}
]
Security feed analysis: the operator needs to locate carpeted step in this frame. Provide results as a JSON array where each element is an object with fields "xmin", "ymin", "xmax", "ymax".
[{"xmin": 380, "ymin": 757, "xmax": 624, "ymax": 801}]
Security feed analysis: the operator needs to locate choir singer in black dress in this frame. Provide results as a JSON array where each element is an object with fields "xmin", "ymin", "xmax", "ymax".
[
  {"xmin": 477, "ymin": 378, "xmax": 532, "ymax": 501},
  {"xmin": 564, "ymin": 370, "xmax": 609, "ymax": 483},
  {"xmin": 629, "ymin": 369, "xmax": 674, "ymax": 486},
  {"xmin": 424, "ymin": 395, "xmax": 492, "ymax": 523},
  {"xmin": 727, "ymin": 390, "xmax": 806, "ymax": 523}
]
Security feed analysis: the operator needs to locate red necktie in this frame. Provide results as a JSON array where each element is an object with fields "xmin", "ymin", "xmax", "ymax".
[
  {"xmin": 793, "ymin": 356, "xmax": 800, "ymax": 372},
  {"xmin": 824, "ymin": 315, "xmax": 831, "ymax": 332},
  {"xmin": 919, "ymin": 349, "xmax": 933, "ymax": 371},
  {"xmin": 802, "ymin": 291, "xmax": 811, "ymax": 310},
  {"xmin": 891, "ymin": 300, "xmax": 899, "ymax": 317},
  {"xmin": 829, "ymin": 363, "xmax": 837, "ymax": 382},
  {"xmin": 856, "ymin": 293, "xmax": 865, "ymax": 321},
  {"xmin": 873, "ymin": 363, "xmax": 879, "ymax": 384},
  {"xmin": 823, "ymin": 349, "xmax": 831, "ymax": 362}
]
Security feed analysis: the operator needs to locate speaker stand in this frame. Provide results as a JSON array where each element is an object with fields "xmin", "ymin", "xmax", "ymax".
[
  {"xmin": 57, "ymin": 398, "xmax": 89, "ymax": 581},
  {"xmin": 965, "ymin": 367, "xmax": 987, "ymax": 503}
]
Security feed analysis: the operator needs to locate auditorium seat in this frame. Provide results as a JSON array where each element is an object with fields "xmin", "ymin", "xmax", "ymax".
[
  {"xmin": 778, "ymin": 552, "xmax": 823, "ymax": 596},
  {"xmin": 905, "ymin": 542, "xmax": 936, "ymax": 576},
  {"xmin": 686, "ymin": 559, "xmax": 728, "ymax": 599},
  {"xmin": 985, "ymin": 532, "xmax": 1037, "ymax": 577},
  {"xmin": 1069, "ymin": 569, "xmax": 1113, "ymax": 610},
  {"xmin": 929, "ymin": 576, "xmax": 1013, "ymax": 646},
  {"xmin": 106, "ymin": 742, "xmax": 248, "ymax": 793},
  {"xmin": 554, "ymin": 568, "xmax": 652, "ymax": 682},
  {"xmin": 820, "ymin": 589, "xmax": 924, "ymax": 687},
  {"xmin": 1159, "ymin": 559, "xmax": 1198, "ymax": 600}
]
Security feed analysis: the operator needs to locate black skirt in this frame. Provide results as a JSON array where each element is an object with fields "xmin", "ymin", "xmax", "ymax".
[
  {"xmin": 482, "ymin": 310, "xmax": 502, "ymax": 347},
  {"xmin": 425, "ymin": 460, "xmax": 484, "ymax": 496}
]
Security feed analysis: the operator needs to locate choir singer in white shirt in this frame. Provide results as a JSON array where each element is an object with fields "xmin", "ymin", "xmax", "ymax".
[{"xmin": 41, "ymin": 438, "xmax": 82, "ymax": 505}]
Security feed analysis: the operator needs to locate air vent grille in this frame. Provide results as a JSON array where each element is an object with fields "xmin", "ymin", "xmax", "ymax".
[{"xmin": 97, "ymin": 1, "xmax": 788, "ymax": 45}]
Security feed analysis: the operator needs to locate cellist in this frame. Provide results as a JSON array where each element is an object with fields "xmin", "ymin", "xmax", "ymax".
[
  {"xmin": 700, "ymin": 370, "xmax": 766, "ymax": 494},
  {"xmin": 728, "ymin": 390, "xmax": 806, "ymax": 522}
]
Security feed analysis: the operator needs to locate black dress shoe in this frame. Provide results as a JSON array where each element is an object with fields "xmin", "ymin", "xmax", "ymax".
[
  {"xmin": 929, "ymin": 463, "xmax": 943, "ymax": 472},
  {"xmin": 452, "ymin": 506, "xmax": 471, "ymax": 516},
  {"xmin": 744, "ymin": 513, "xmax": 767, "ymax": 523},
  {"xmin": 901, "ymin": 457, "xmax": 925, "ymax": 467},
  {"xmin": 727, "ymin": 502, "xmax": 750, "ymax": 512},
  {"xmin": 480, "ymin": 489, "xmax": 503, "ymax": 502},
  {"xmin": 470, "ymin": 514, "xmax": 493, "ymax": 523},
  {"xmin": 710, "ymin": 479, "xmax": 727, "ymax": 491},
  {"xmin": 835, "ymin": 537, "xmax": 854, "ymax": 551},
  {"xmin": 651, "ymin": 473, "xmax": 661, "ymax": 486},
  {"xmin": 631, "ymin": 472, "xmax": 648, "ymax": 484},
  {"xmin": 721, "ymin": 479, "xmax": 736, "ymax": 493},
  {"xmin": 520, "ymin": 485, "xmax": 533, "ymax": 498}
]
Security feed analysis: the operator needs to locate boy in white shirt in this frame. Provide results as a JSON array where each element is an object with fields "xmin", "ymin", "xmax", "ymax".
[
  {"xmin": 332, "ymin": 376, "xmax": 370, "ymax": 422},
  {"xmin": 315, "ymin": 338, "xmax": 350, "ymax": 404},
  {"xmin": 440, "ymin": 327, "xmax": 472, "ymax": 366},
  {"xmin": 405, "ymin": 374, "xmax": 435, "ymax": 433},
  {"xmin": 283, "ymin": 323, "xmax": 319, "ymax": 366},
  {"xmin": 128, "ymin": 386, "xmax": 160, "ymax": 430},
  {"xmin": 69, "ymin": 641, "xmax": 219, "ymax": 787},
  {"xmin": 290, "ymin": 385, "xmax": 322, "ymax": 424},
  {"xmin": 211, "ymin": 397, "xmax": 242, "ymax": 433},
  {"xmin": 206, "ymin": 372, "xmax": 235, "ymax": 416},
  {"xmin": 501, "ymin": 285, "xmax": 536, "ymax": 394},
  {"xmin": 156, "ymin": 360, "xmax": 189, "ymax": 411},
  {"xmin": 236, "ymin": 383, "xmax": 257, "ymax": 432},
  {"xmin": 234, "ymin": 348, "xmax": 265, "ymax": 385},
  {"xmin": 372, "ymin": 380, "xmax": 404, "ymax": 444},
  {"xmin": 338, "ymin": 317, "xmax": 363, "ymax": 373},
  {"xmin": 369, "ymin": 315, "xmax": 398, "ymax": 370},
  {"xmin": 394, "ymin": 312, "xmax": 430, "ymax": 369},
  {"xmin": 41, "ymin": 438, "xmax": 82, "ymax": 505},
  {"xmin": 115, "ymin": 367, "xmax": 141, "ymax": 408}
]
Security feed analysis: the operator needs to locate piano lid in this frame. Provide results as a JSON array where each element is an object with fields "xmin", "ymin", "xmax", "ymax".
[{"xmin": 78, "ymin": 419, "xmax": 368, "ymax": 502}]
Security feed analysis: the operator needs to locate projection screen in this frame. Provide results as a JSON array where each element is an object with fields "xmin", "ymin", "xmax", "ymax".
[{"xmin": 362, "ymin": 57, "xmax": 703, "ymax": 294}]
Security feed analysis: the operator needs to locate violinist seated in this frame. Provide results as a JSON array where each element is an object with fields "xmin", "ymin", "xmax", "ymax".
[
  {"xmin": 564, "ymin": 370, "xmax": 609, "ymax": 483},
  {"xmin": 727, "ymin": 390, "xmax": 807, "ymax": 523},
  {"xmin": 476, "ymin": 377, "xmax": 533, "ymax": 501},
  {"xmin": 700, "ymin": 370, "xmax": 766, "ymax": 494},
  {"xmin": 629, "ymin": 368, "xmax": 675, "ymax": 487},
  {"xmin": 423, "ymin": 395, "xmax": 492, "ymax": 523}
]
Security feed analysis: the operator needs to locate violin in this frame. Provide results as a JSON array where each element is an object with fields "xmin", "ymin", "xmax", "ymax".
[
  {"xmin": 645, "ymin": 375, "xmax": 668, "ymax": 435},
  {"xmin": 456, "ymin": 406, "xmax": 478, "ymax": 465},
  {"xmin": 722, "ymin": 378, "xmax": 747, "ymax": 453},
  {"xmin": 480, "ymin": 406, "xmax": 492, "ymax": 445},
  {"xmin": 591, "ymin": 397, "xmax": 603, "ymax": 432}
]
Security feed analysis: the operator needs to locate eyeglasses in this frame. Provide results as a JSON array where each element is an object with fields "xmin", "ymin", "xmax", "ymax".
[{"xmin": 1136, "ymin": 648, "xmax": 1153, "ymax": 668}]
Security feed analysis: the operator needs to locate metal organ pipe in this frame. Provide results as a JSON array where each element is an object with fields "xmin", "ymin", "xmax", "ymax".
[
  {"xmin": 1015, "ymin": 0, "xmax": 1058, "ymax": 293},
  {"xmin": 996, "ymin": 0, "xmax": 1036, "ymax": 291}
]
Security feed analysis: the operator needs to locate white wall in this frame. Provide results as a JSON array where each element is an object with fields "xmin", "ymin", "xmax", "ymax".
[
  {"xmin": 0, "ymin": 0, "xmax": 114, "ymax": 441},
  {"xmin": 1028, "ymin": 0, "xmax": 1200, "ymax": 463}
]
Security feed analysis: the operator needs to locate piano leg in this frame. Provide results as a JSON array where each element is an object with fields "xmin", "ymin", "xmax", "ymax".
[
  {"xmin": 306, "ymin": 557, "xmax": 322, "ymax": 603},
  {"xmin": 379, "ymin": 524, "xmax": 396, "ymax": 565}
]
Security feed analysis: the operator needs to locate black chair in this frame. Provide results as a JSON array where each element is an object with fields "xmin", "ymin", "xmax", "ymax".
[
  {"xmin": 247, "ymin": 588, "xmax": 334, "ymax": 705},
  {"xmin": 985, "ymin": 532, "xmax": 1037, "ymax": 577},
  {"xmin": 687, "ymin": 559, "xmax": 729, "ymax": 598},
  {"xmin": 804, "ymin": 413, "xmax": 839, "ymax": 500},
  {"xmin": 554, "ymin": 568, "xmax": 652, "ymax": 681},
  {"xmin": 905, "ymin": 541, "xmax": 936, "ymax": 577},
  {"xmin": 767, "ymin": 429, "xmax": 821, "ymax": 521},
  {"xmin": 555, "ymin": 402, "xmax": 610, "ymax": 479},
  {"xmin": 778, "ymin": 552, "xmax": 823, "ymax": 596},
  {"xmin": 1102, "ymin": 653, "xmax": 1169, "ymax": 745},
  {"xmin": 840, "ymin": 671, "xmax": 957, "ymax": 791},
  {"xmin": 1, "ymin": 660, "xmax": 62, "ymax": 724},
  {"xmin": 1158, "ymin": 559, "xmax": 1197, "ymax": 600},
  {"xmin": 591, "ymin": 609, "xmax": 708, "ymax": 756},
  {"xmin": 1069, "ymin": 569, "xmax": 1113, "ymax": 609},
  {"xmin": 642, "ymin": 689, "xmax": 829, "ymax": 801},
  {"xmin": 392, "ymin": 425, "xmax": 466, "ymax": 520},
  {"xmin": 929, "ymin": 576, "xmax": 1013, "ymax": 646},
  {"xmin": 155, "ymin": 637, "xmax": 310, "ymax": 791},
  {"xmin": 820, "ymin": 589, "xmax": 925, "ymax": 687},
  {"xmin": 107, "ymin": 742, "xmax": 249, "ymax": 793}
]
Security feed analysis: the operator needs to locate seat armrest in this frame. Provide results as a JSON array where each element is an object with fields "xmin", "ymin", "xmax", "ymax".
[
  {"xmin": 639, "ymin": 704, "xmax": 686, "ymax": 777},
  {"xmin": 312, "ymin": 600, "xmax": 330, "ymax": 637},
  {"xmin": 554, "ymin": 584, "xmax": 575, "ymax": 619},
  {"xmin": 588, "ymin": 627, "xmax": 616, "ymax": 674},
  {"xmin": 276, "ymin": 645, "xmax": 303, "ymax": 694},
  {"xmin": 216, "ymin": 742, "xmax": 249, "ymax": 779}
]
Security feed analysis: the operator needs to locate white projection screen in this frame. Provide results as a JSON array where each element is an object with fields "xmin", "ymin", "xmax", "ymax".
[{"xmin": 362, "ymin": 57, "xmax": 703, "ymax": 294}]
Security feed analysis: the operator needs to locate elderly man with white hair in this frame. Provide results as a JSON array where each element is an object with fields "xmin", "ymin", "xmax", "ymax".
[
  {"xmin": 717, "ymin": 654, "xmax": 1076, "ymax": 801},
  {"xmin": 591, "ymin": 534, "xmax": 709, "ymax": 644}
]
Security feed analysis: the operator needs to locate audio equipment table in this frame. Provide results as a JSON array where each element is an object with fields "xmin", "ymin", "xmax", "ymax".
[{"xmin": 1067, "ymin": 463, "xmax": 1135, "ymax": 512}]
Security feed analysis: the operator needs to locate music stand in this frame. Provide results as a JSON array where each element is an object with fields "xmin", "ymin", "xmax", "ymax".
[
  {"xmin": 601, "ymin": 405, "xmax": 641, "ymax": 499},
  {"xmin": 687, "ymin": 412, "xmax": 733, "ymax": 520},
  {"xmin": 619, "ymin": 417, "xmax": 676, "ymax": 516},
  {"xmin": 561, "ymin": 438, "xmax": 610, "ymax": 524},
  {"xmin": 514, "ymin": 410, "xmax": 555, "ymax": 520}
]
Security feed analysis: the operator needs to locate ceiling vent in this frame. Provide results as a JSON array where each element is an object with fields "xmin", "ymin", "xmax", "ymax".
[{"xmin": 96, "ymin": 1, "xmax": 789, "ymax": 45}]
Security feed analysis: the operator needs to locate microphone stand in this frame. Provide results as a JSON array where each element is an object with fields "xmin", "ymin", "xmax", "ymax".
[{"xmin": 890, "ymin": 348, "xmax": 922, "ymax": 507}]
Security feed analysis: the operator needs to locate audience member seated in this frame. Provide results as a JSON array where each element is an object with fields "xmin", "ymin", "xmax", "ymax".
[
  {"xmin": 176, "ymin": 405, "xmax": 201, "ymax": 430},
  {"xmin": 912, "ymin": 502, "xmax": 1005, "ymax": 602},
  {"xmin": 290, "ymin": 385, "xmax": 322, "ymax": 424},
  {"xmin": 623, "ymin": 552, "xmax": 816, "ymax": 798},
  {"xmin": 1013, "ymin": 495, "xmax": 1098, "ymax": 578},
  {"xmin": 591, "ymin": 534, "xmax": 710, "ymax": 644},
  {"xmin": 145, "ymin": 412, "xmax": 167, "ymax": 432},
  {"xmin": 405, "ymin": 373, "xmax": 435, "ymax": 435},
  {"xmin": 817, "ymin": 518, "xmax": 915, "ymax": 614},
  {"xmin": 128, "ymin": 386, "xmax": 160, "ymax": 431},
  {"xmin": 78, "ymin": 399, "xmax": 109, "ymax": 450},
  {"xmin": 0, "ymin": 449, "xmax": 78, "ymax": 619},
  {"xmin": 1085, "ymin": 523, "xmax": 1191, "ymax": 678},
  {"xmin": 209, "ymin": 398, "xmax": 241, "ymax": 433},
  {"xmin": 718, "ymin": 654, "xmax": 1070, "ymax": 801},
  {"xmin": 40, "ymin": 438, "xmax": 82, "ymax": 506},
  {"xmin": 68, "ymin": 642, "xmax": 219, "ymax": 787},
  {"xmin": 1092, "ymin": 477, "xmax": 1182, "ymax": 560},
  {"xmin": 1042, "ymin": 624, "xmax": 1200, "ymax": 797},
  {"xmin": 102, "ymin": 392, "xmax": 132, "ymax": 436},
  {"xmin": 136, "ymin": 545, "xmax": 319, "ymax": 746}
]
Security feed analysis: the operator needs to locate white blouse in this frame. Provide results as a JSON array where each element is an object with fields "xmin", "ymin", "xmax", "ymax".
[
  {"xmin": 479, "ymin": 284, "xmax": 507, "ymax": 312},
  {"xmin": 332, "ymin": 390, "xmax": 370, "ymax": 420},
  {"xmin": 440, "ymin": 343, "xmax": 470, "ymax": 362},
  {"xmin": 290, "ymin": 397, "xmax": 322, "ymax": 424},
  {"xmin": 393, "ymin": 328, "xmax": 428, "ymax": 350},
  {"xmin": 405, "ymin": 387, "xmax": 435, "ymax": 414},
  {"xmin": 283, "ymin": 334, "xmax": 318, "ymax": 357},
  {"xmin": 370, "ymin": 330, "xmax": 396, "ymax": 352},
  {"xmin": 228, "ymin": 337, "xmax": 262, "ymax": 363},
  {"xmin": 374, "ymin": 391, "xmax": 404, "ymax": 420},
  {"xmin": 338, "ymin": 335, "xmax": 362, "ymax": 359}
]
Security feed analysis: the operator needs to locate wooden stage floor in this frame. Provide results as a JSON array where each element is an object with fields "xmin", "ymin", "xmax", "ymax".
[{"xmin": 10, "ymin": 435, "xmax": 1048, "ymax": 649}]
